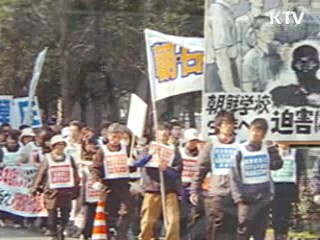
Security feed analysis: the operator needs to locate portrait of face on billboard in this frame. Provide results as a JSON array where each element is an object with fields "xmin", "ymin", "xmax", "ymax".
[{"xmin": 202, "ymin": 0, "xmax": 320, "ymax": 141}]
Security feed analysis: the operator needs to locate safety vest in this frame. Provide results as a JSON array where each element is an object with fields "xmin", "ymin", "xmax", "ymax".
[
  {"xmin": 47, "ymin": 153, "xmax": 75, "ymax": 189},
  {"xmin": 180, "ymin": 147, "xmax": 198, "ymax": 184},
  {"xmin": 271, "ymin": 149, "xmax": 297, "ymax": 183},
  {"xmin": 211, "ymin": 136, "xmax": 239, "ymax": 175},
  {"xmin": 101, "ymin": 144, "xmax": 130, "ymax": 180},
  {"xmin": 82, "ymin": 163, "xmax": 100, "ymax": 203},
  {"xmin": 240, "ymin": 143, "xmax": 270, "ymax": 184},
  {"xmin": 29, "ymin": 142, "xmax": 43, "ymax": 164},
  {"xmin": 2, "ymin": 147, "xmax": 21, "ymax": 166},
  {"xmin": 146, "ymin": 141, "xmax": 175, "ymax": 168}
]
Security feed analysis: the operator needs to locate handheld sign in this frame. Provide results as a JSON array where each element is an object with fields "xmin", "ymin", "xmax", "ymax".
[{"xmin": 127, "ymin": 94, "xmax": 148, "ymax": 138}]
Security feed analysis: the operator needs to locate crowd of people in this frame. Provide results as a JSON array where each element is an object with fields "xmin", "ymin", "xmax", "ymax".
[{"xmin": 0, "ymin": 112, "xmax": 320, "ymax": 240}]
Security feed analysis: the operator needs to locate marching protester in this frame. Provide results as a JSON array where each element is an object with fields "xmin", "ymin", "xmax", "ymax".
[
  {"xmin": 271, "ymin": 143, "xmax": 306, "ymax": 240},
  {"xmin": 0, "ymin": 123, "xmax": 12, "ymax": 140},
  {"xmin": 190, "ymin": 110, "xmax": 239, "ymax": 240},
  {"xmin": 91, "ymin": 122, "xmax": 134, "ymax": 240},
  {"xmin": 180, "ymin": 128, "xmax": 206, "ymax": 240},
  {"xmin": 0, "ymin": 131, "xmax": 24, "ymax": 228},
  {"xmin": 79, "ymin": 137, "xmax": 100, "ymax": 240},
  {"xmin": 0, "ymin": 131, "xmax": 22, "ymax": 167},
  {"xmin": 82, "ymin": 127, "xmax": 95, "ymax": 143},
  {"xmin": 168, "ymin": 118, "xmax": 183, "ymax": 147},
  {"xmin": 65, "ymin": 120, "xmax": 83, "ymax": 164},
  {"xmin": 30, "ymin": 134, "xmax": 80, "ymax": 240},
  {"xmin": 64, "ymin": 121, "xmax": 83, "ymax": 235},
  {"xmin": 19, "ymin": 128, "xmax": 36, "ymax": 146},
  {"xmin": 230, "ymin": 118, "xmax": 283, "ymax": 240},
  {"xmin": 19, "ymin": 127, "xmax": 50, "ymax": 165},
  {"xmin": 139, "ymin": 121, "xmax": 182, "ymax": 240}
]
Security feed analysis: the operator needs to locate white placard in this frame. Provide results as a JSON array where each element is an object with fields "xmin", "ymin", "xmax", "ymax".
[{"xmin": 127, "ymin": 94, "xmax": 148, "ymax": 138}]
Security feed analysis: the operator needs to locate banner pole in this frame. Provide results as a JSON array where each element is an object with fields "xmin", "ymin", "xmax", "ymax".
[
  {"xmin": 129, "ymin": 134, "xmax": 136, "ymax": 161},
  {"xmin": 144, "ymin": 29, "xmax": 168, "ymax": 230}
]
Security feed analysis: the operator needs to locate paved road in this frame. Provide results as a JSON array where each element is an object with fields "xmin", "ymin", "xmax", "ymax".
[
  {"xmin": 0, "ymin": 227, "xmax": 78, "ymax": 240},
  {"xmin": 0, "ymin": 227, "xmax": 280, "ymax": 240}
]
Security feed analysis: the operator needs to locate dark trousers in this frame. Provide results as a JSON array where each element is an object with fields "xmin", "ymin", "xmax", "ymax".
[
  {"xmin": 131, "ymin": 194, "xmax": 143, "ymax": 237},
  {"xmin": 272, "ymin": 198, "xmax": 293, "ymax": 235},
  {"xmin": 205, "ymin": 196, "xmax": 238, "ymax": 240},
  {"xmin": 181, "ymin": 196, "xmax": 207, "ymax": 240},
  {"xmin": 237, "ymin": 202, "xmax": 270, "ymax": 240},
  {"xmin": 82, "ymin": 203, "xmax": 97, "ymax": 238},
  {"xmin": 104, "ymin": 187, "xmax": 133, "ymax": 240},
  {"xmin": 47, "ymin": 208, "xmax": 71, "ymax": 237}
]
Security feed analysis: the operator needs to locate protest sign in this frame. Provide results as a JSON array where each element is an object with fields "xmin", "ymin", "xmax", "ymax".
[
  {"xmin": 145, "ymin": 29, "xmax": 204, "ymax": 101},
  {"xmin": 12, "ymin": 97, "xmax": 42, "ymax": 128},
  {"xmin": 0, "ymin": 96, "xmax": 13, "ymax": 125},
  {"xmin": 0, "ymin": 166, "xmax": 47, "ymax": 217},
  {"xmin": 147, "ymin": 142, "xmax": 175, "ymax": 168},
  {"xmin": 127, "ymin": 94, "xmax": 148, "ymax": 138},
  {"xmin": 202, "ymin": 0, "xmax": 320, "ymax": 142}
]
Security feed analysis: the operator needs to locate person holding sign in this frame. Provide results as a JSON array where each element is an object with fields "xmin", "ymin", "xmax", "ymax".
[
  {"xmin": 271, "ymin": 143, "xmax": 306, "ymax": 240},
  {"xmin": 19, "ymin": 127, "xmax": 36, "ymax": 146},
  {"xmin": 30, "ymin": 135, "xmax": 80, "ymax": 240},
  {"xmin": 91, "ymin": 123, "xmax": 133, "ymax": 240},
  {"xmin": 180, "ymin": 128, "xmax": 206, "ymax": 240},
  {"xmin": 139, "ymin": 122, "xmax": 182, "ymax": 240},
  {"xmin": 190, "ymin": 111, "xmax": 239, "ymax": 240},
  {"xmin": 230, "ymin": 118, "xmax": 283, "ymax": 240}
]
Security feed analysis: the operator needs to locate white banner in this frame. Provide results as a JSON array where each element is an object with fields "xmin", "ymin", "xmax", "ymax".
[
  {"xmin": 145, "ymin": 29, "xmax": 204, "ymax": 101},
  {"xmin": 127, "ymin": 94, "xmax": 148, "ymax": 138},
  {"xmin": 25, "ymin": 47, "xmax": 48, "ymax": 125},
  {"xmin": 202, "ymin": 93, "xmax": 320, "ymax": 141},
  {"xmin": 0, "ymin": 166, "xmax": 47, "ymax": 217}
]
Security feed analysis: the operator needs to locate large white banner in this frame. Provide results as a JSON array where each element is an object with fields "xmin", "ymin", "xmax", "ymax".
[
  {"xmin": 204, "ymin": 93, "xmax": 320, "ymax": 141},
  {"xmin": 145, "ymin": 29, "xmax": 204, "ymax": 101},
  {"xmin": 0, "ymin": 166, "xmax": 47, "ymax": 217}
]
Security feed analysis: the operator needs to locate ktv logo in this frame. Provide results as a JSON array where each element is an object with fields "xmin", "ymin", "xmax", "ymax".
[{"xmin": 270, "ymin": 11, "xmax": 305, "ymax": 25}]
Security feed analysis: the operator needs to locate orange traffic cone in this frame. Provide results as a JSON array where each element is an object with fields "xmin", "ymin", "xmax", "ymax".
[{"xmin": 92, "ymin": 200, "xmax": 108, "ymax": 240}]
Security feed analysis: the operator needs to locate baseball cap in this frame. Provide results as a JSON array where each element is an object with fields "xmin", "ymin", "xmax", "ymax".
[{"xmin": 184, "ymin": 128, "xmax": 200, "ymax": 142}]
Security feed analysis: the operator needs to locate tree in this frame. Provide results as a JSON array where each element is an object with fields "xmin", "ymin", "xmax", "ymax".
[{"xmin": 0, "ymin": 0, "xmax": 204, "ymax": 129}]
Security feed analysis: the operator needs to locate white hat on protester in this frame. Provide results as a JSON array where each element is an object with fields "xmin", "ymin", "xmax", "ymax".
[
  {"xmin": 50, "ymin": 135, "xmax": 67, "ymax": 147},
  {"xmin": 20, "ymin": 128, "xmax": 36, "ymax": 138},
  {"xmin": 184, "ymin": 128, "xmax": 200, "ymax": 142}
]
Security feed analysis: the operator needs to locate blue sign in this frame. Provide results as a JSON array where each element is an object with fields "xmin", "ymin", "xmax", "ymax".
[
  {"xmin": 15, "ymin": 98, "xmax": 42, "ymax": 128},
  {"xmin": 0, "ymin": 97, "xmax": 12, "ymax": 124}
]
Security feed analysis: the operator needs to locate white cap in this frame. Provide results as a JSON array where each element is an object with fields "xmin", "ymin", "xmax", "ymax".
[
  {"xmin": 184, "ymin": 128, "xmax": 200, "ymax": 142},
  {"xmin": 20, "ymin": 128, "xmax": 36, "ymax": 138},
  {"xmin": 50, "ymin": 135, "xmax": 67, "ymax": 147}
]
